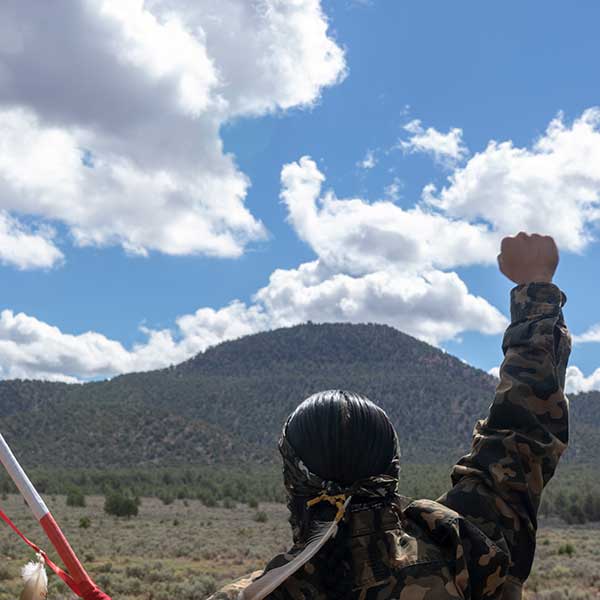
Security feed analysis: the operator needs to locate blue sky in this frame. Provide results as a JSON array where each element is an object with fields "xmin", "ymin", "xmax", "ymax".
[{"xmin": 0, "ymin": 0, "xmax": 599, "ymax": 389}]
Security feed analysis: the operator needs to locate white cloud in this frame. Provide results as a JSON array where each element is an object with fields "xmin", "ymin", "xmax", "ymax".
[
  {"xmin": 254, "ymin": 260, "xmax": 507, "ymax": 344},
  {"xmin": 7, "ymin": 104, "xmax": 600, "ymax": 381},
  {"xmin": 565, "ymin": 365, "xmax": 600, "ymax": 394},
  {"xmin": 399, "ymin": 119, "xmax": 469, "ymax": 167},
  {"xmin": 0, "ymin": 107, "xmax": 262, "ymax": 258},
  {"xmin": 0, "ymin": 211, "xmax": 63, "ymax": 270},
  {"xmin": 425, "ymin": 109, "xmax": 600, "ymax": 253},
  {"xmin": 487, "ymin": 364, "xmax": 598, "ymax": 394},
  {"xmin": 0, "ymin": 0, "xmax": 345, "ymax": 263},
  {"xmin": 0, "ymin": 309, "xmax": 133, "ymax": 381},
  {"xmin": 358, "ymin": 149, "xmax": 377, "ymax": 169},
  {"xmin": 383, "ymin": 177, "xmax": 403, "ymax": 201},
  {"xmin": 0, "ymin": 155, "xmax": 512, "ymax": 381},
  {"xmin": 0, "ymin": 261, "xmax": 508, "ymax": 381},
  {"xmin": 280, "ymin": 156, "xmax": 499, "ymax": 275},
  {"xmin": 573, "ymin": 323, "xmax": 600, "ymax": 344},
  {"xmin": 488, "ymin": 366, "xmax": 500, "ymax": 379},
  {"xmin": 0, "ymin": 304, "xmax": 269, "ymax": 381},
  {"xmin": 157, "ymin": 0, "xmax": 347, "ymax": 116}
]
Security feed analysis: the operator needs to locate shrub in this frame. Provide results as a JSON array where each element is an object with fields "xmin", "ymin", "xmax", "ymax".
[
  {"xmin": 222, "ymin": 497, "xmax": 236, "ymax": 509},
  {"xmin": 66, "ymin": 488, "xmax": 86, "ymax": 507},
  {"xmin": 125, "ymin": 565, "xmax": 145, "ymax": 580},
  {"xmin": 558, "ymin": 543, "xmax": 575, "ymax": 557},
  {"xmin": 199, "ymin": 492, "xmax": 217, "ymax": 507},
  {"xmin": 104, "ymin": 492, "xmax": 139, "ymax": 518},
  {"xmin": 97, "ymin": 563, "xmax": 113, "ymax": 573},
  {"xmin": 253, "ymin": 511, "xmax": 268, "ymax": 523},
  {"xmin": 159, "ymin": 492, "xmax": 175, "ymax": 506},
  {"xmin": 79, "ymin": 516, "xmax": 91, "ymax": 529}
]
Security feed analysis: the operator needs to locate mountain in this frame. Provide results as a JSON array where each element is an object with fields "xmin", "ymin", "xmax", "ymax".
[{"xmin": 0, "ymin": 322, "xmax": 598, "ymax": 469}]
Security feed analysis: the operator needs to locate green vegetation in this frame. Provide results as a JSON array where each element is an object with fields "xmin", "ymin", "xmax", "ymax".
[
  {"xmin": 0, "ymin": 464, "xmax": 285, "ymax": 505},
  {"xmin": 0, "ymin": 323, "xmax": 598, "ymax": 597},
  {"xmin": 557, "ymin": 543, "xmax": 575, "ymax": 556},
  {"xmin": 104, "ymin": 492, "xmax": 139, "ymax": 518},
  {"xmin": 66, "ymin": 487, "xmax": 86, "ymax": 507},
  {"xmin": 0, "ymin": 494, "xmax": 597, "ymax": 600},
  {"xmin": 0, "ymin": 323, "xmax": 597, "ymax": 470},
  {"xmin": 253, "ymin": 511, "xmax": 268, "ymax": 523},
  {"xmin": 0, "ymin": 463, "xmax": 597, "ymax": 523}
]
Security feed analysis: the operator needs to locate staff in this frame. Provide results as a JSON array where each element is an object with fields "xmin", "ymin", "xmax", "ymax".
[{"xmin": 0, "ymin": 432, "xmax": 111, "ymax": 600}]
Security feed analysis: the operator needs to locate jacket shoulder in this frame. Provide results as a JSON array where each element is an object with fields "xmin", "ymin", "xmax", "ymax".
[{"xmin": 405, "ymin": 498, "xmax": 510, "ymax": 597}]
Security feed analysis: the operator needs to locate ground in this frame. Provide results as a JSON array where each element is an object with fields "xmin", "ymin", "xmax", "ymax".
[{"xmin": 0, "ymin": 495, "xmax": 599, "ymax": 599}]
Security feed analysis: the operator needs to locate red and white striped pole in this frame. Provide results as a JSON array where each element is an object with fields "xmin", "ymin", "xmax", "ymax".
[{"xmin": 0, "ymin": 433, "xmax": 111, "ymax": 600}]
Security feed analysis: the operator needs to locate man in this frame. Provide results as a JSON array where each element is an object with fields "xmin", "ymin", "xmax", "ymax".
[{"xmin": 209, "ymin": 232, "xmax": 570, "ymax": 599}]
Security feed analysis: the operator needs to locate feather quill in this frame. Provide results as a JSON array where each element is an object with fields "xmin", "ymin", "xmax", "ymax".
[
  {"xmin": 240, "ymin": 497, "xmax": 351, "ymax": 600},
  {"xmin": 19, "ymin": 553, "xmax": 48, "ymax": 600}
]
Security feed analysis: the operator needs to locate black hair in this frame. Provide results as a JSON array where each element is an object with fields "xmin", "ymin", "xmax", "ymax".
[
  {"xmin": 282, "ymin": 390, "xmax": 398, "ymax": 598},
  {"xmin": 286, "ymin": 389, "xmax": 397, "ymax": 485}
]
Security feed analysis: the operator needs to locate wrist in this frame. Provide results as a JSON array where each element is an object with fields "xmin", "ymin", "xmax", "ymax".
[
  {"xmin": 519, "ymin": 277, "xmax": 553, "ymax": 284},
  {"xmin": 510, "ymin": 282, "xmax": 565, "ymax": 323}
]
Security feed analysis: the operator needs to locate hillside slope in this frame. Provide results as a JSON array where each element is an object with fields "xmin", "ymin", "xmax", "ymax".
[{"xmin": 0, "ymin": 322, "xmax": 597, "ymax": 468}]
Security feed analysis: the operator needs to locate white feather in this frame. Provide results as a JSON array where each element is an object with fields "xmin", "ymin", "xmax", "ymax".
[
  {"xmin": 20, "ymin": 553, "xmax": 48, "ymax": 600},
  {"xmin": 240, "ymin": 498, "xmax": 351, "ymax": 600}
]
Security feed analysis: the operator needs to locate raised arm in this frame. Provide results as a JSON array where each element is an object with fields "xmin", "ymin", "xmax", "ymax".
[{"xmin": 439, "ymin": 233, "xmax": 571, "ymax": 592}]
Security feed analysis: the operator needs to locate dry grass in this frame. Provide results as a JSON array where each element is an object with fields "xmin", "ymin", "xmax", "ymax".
[{"xmin": 1, "ymin": 494, "xmax": 598, "ymax": 599}]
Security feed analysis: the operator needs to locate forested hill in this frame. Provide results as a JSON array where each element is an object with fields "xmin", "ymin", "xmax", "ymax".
[{"xmin": 0, "ymin": 322, "xmax": 598, "ymax": 469}]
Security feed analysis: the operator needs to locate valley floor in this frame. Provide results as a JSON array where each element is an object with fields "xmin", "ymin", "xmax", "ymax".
[{"xmin": 0, "ymin": 495, "xmax": 598, "ymax": 599}]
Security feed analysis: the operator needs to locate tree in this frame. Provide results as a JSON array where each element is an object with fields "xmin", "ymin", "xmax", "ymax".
[
  {"xmin": 104, "ymin": 492, "xmax": 139, "ymax": 518},
  {"xmin": 66, "ymin": 488, "xmax": 86, "ymax": 507}
]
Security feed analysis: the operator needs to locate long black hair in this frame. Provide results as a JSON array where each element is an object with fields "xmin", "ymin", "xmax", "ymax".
[
  {"xmin": 286, "ymin": 390, "xmax": 397, "ymax": 485},
  {"xmin": 282, "ymin": 390, "xmax": 399, "ymax": 598}
]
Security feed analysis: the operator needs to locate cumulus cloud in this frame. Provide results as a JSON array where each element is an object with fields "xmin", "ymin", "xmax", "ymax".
[
  {"xmin": 488, "ymin": 366, "xmax": 500, "ymax": 379},
  {"xmin": 0, "ymin": 304, "xmax": 270, "ymax": 382},
  {"xmin": 399, "ymin": 119, "xmax": 469, "ymax": 167},
  {"xmin": 425, "ymin": 109, "xmax": 600, "ymax": 253},
  {"xmin": 0, "ymin": 107, "xmax": 262, "ymax": 258},
  {"xmin": 6, "ymin": 103, "xmax": 600, "ymax": 381},
  {"xmin": 0, "ymin": 263, "xmax": 508, "ymax": 381},
  {"xmin": 0, "ymin": 154, "xmax": 511, "ymax": 381},
  {"xmin": 0, "ymin": 212, "xmax": 63, "ymax": 269},
  {"xmin": 280, "ymin": 156, "xmax": 499, "ymax": 274},
  {"xmin": 565, "ymin": 365, "xmax": 600, "ymax": 394},
  {"xmin": 0, "ymin": 309, "xmax": 133, "ymax": 382},
  {"xmin": 0, "ymin": 0, "xmax": 345, "ymax": 263},
  {"xmin": 254, "ymin": 261, "xmax": 507, "ymax": 343},
  {"xmin": 487, "ymin": 364, "xmax": 598, "ymax": 394},
  {"xmin": 153, "ymin": 0, "xmax": 347, "ymax": 116},
  {"xmin": 573, "ymin": 323, "xmax": 600, "ymax": 344}
]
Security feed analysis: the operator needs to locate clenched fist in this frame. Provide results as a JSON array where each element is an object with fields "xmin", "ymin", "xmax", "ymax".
[{"xmin": 498, "ymin": 232, "xmax": 559, "ymax": 285}]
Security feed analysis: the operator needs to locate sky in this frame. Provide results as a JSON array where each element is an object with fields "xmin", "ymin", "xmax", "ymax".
[{"xmin": 0, "ymin": 0, "xmax": 599, "ymax": 392}]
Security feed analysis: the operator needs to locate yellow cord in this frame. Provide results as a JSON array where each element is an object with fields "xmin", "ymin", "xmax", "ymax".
[{"xmin": 306, "ymin": 493, "xmax": 348, "ymax": 522}]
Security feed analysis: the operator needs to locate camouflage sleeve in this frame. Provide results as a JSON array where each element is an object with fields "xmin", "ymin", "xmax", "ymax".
[{"xmin": 439, "ymin": 282, "xmax": 571, "ymax": 586}]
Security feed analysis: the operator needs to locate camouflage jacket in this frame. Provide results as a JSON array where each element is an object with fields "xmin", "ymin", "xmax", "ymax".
[{"xmin": 209, "ymin": 283, "xmax": 571, "ymax": 600}]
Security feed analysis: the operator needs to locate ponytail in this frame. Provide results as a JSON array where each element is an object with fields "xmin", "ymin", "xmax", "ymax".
[{"xmin": 318, "ymin": 520, "xmax": 353, "ymax": 599}]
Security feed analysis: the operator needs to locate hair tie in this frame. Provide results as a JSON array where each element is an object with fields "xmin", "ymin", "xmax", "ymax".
[{"xmin": 306, "ymin": 493, "xmax": 349, "ymax": 522}]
